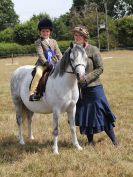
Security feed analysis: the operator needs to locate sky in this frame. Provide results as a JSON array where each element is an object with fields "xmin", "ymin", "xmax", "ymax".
[{"xmin": 12, "ymin": 0, "xmax": 73, "ymax": 22}]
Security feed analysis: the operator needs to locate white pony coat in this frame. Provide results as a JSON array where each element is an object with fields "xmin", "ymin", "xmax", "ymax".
[{"xmin": 11, "ymin": 44, "xmax": 87, "ymax": 154}]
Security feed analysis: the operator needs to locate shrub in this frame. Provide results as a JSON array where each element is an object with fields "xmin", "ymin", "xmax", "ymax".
[
  {"xmin": 116, "ymin": 16, "xmax": 133, "ymax": 47},
  {"xmin": 0, "ymin": 43, "xmax": 35, "ymax": 57},
  {"xmin": 14, "ymin": 21, "xmax": 38, "ymax": 45},
  {"xmin": 0, "ymin": 41, "xmax": 70, "ymax": 58},
  {"xmin": 0, "ymin": 27, "xmax": 14, "ymax": 42},
  {"xmin": 58, "ymin": 41, "xmax": 71, "ymax": 53}
]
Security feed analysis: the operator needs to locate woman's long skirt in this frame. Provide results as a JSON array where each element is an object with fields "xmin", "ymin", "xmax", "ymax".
[{"xmin": 75, "ymin": 85, "xmax": 116, "ymax": 134}]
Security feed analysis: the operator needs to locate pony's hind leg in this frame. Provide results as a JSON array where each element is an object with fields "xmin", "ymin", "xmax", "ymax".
[
  {"xmin": 67, "ymin": 106, "xmax": 82, "ymax": 150},
  {"xmin": 14, "ymin": 100, "xmax": 25, "ymax": 145},
  {"xmin": 15, "ymin": 100, "xmax": 34, "ymax": 144},
  {"xmin": 52, "ymin": 110, "xmax": 60, "ymax": 154},
  {"xmin": 26, "ymin": 109, "xmax": 34, "ymax": 140}
]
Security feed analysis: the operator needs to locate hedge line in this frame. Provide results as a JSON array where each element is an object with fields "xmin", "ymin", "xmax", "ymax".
[
  {"xmin": 0, "ymin": 41, "xmax": 71, "ymax": 58},
  {"xmin": 0, "ymin": 43, "xmax": 35, "ymax": 57}
]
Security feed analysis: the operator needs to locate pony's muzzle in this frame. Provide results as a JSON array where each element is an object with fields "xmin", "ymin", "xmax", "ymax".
[{"xmin": 76, "ymin": 73, "xmax": 85, "ymax": 81}]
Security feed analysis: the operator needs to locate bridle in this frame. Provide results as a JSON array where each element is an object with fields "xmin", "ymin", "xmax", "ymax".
[{"xmin": 65, "ymin": 49, "xmax": 86, "ymax": 75}]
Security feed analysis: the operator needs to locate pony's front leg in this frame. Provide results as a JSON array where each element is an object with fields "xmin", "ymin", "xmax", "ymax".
[
  {"xmin": 67, "ymin": 106, "xmax": 82, "ymax": 150},
  {"xmin": 52, "ymin": 110, "xmax": 60, "ymax": 155}
]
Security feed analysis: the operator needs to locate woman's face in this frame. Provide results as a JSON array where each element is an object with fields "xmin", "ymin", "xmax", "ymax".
[
  {"xmin": 74, "ymin": 32, "xmax": 86, "ymax": 45},
  {"xmin": 40, "ymin": 28, "xmax": 51, "ymax": 39}
]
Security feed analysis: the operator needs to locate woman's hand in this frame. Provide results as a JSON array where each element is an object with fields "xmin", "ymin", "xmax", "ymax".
[{"xmin": 78, "ymin": 78, "xmax": 87, "ymax": 88}]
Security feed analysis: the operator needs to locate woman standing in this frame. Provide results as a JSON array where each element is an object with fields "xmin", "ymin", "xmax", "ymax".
[{"xmin": 72, "ymin": 25, "xmax": 118, "ymax": 146}]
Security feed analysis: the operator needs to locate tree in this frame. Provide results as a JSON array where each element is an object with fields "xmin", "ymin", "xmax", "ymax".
[
  {"xmin": 0, "ymin": 27, "xmax": 14, "ymax": 42},
  {"xmin": 116, "ymin": 16, "xmax": 133, "ymax": 47},
  {"xmin": 0, "ymin": 0, "xmax": 19, "ymax": 31},
  {"xmin": 73, "ymin": 0, "xmax": 87, "ymax": 7},
  {"xmin": 113, "ymin": 0, "xmax": 133, "ymax": 19},
  {"xmin": 30, "ymin": 13, "xmax": 51, "ymax": 23},
  {"xmin": 91, "ymin": 0, "xmax": 133, "ymax": 18},
  {"xmin": 14, "ymin": 21, "xmax": 38, "ymax": 45},
  {"xmin": 72, "ymin": 0, "xmax": 133, "ymax": 18},
  {"xmin": 53, "ymin": 13, "xmax": 71, "ymax": 40},
  {"xmin": 13, "ymin": 13, "xmax": 51, "ymax": 45}
]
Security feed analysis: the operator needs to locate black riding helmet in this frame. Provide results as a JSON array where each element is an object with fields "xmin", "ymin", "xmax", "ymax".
[{"xmin": 38, "ymin": 18, "xmax": 53, "ymax": 31}]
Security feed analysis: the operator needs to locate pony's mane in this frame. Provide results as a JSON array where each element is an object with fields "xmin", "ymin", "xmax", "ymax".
[{"xmin": 53, "ymin": 48, "xmax": 71, "ymax": 78}]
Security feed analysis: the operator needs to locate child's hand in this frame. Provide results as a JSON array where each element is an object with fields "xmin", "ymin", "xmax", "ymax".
[
  {"xmin": 51, "ymin": 55, "xmax": 58, "ymax": 63},
  {"xmin": 45, "ymin": 61, "xmax": 53, "ymax": 70}
]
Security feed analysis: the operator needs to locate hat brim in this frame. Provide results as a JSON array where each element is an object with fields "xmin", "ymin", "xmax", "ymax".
[{"xmin": 72, "ymin": 29, "xmax": 89, "ymax": 39}]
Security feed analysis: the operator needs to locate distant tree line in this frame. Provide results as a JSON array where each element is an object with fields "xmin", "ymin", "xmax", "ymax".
[{"xmin": 0, "ymin": 0, "xmax": 133, "ymax": 50}]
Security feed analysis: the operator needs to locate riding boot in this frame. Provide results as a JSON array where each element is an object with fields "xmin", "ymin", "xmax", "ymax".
[
  {"xmin": 86, "ymin": 134, "xmax": 95, "ymax": 146},
  {"xmin": 29, "ymin": 91, "xmax": 41, "ymax": 101},
  {"xmin": 105, "ymin": 129, "xmax": 118, "ymax": 146}
]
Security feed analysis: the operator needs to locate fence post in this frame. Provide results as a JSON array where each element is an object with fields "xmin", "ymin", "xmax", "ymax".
[{"xmin": 11, "ymin": 53, "xmax": 14, "ymax": 64}]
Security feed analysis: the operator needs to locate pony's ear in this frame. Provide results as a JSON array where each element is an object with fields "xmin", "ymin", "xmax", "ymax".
[{"xmin": 70, "ymin": 42, "xmax": 73, "ymax": 49}]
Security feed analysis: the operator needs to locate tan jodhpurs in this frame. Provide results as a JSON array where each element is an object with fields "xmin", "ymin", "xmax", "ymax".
[{"xmin": 30, "ymin": 65, "xmax": 47, "ymax": 95}]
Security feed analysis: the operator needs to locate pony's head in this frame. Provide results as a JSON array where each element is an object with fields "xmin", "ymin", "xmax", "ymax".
[{"xmin": 69, "ymin": 42, "xmax": 87, "ymax": 81}]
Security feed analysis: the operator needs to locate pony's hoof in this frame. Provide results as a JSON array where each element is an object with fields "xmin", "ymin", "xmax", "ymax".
[
  {"xmin": 29, "ymin": 135, "xmax": 34, "ymax": 140},
  {"xmin": 75, "ymin": 144, "xmax": 83, "ymax": 150},
  {"xmin": 52, "ymin": 146, "xmax": 59, "ymax": 155},
  {"xmin": 77, "ymin": 145, "xmax": 83, "ymax": 151},
  {"xmin": 53, "ymin": 151, "xmax": 59, "ymax": 155},
  {"xmin": 19, "ymin": 140, "xmax": 25, "ymax": 145}
]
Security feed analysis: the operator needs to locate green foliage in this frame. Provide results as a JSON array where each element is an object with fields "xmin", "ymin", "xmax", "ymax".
[
  {"xmin": 13, "ymin": 21, "xmax": 38, "ymax": 45},
  {"xmin": 58, "ymin": 41, "xmax": 71, "ymax": 53},
  {"xmin": 30, "ymin": 13, "xmax": 51, "ymax": 24},
  {"xmin": 13, "ymin": 13, "xmax": 53, "ymax": 45},
  {"xmin": 116, "ymin": 16, "xmax": 133, "ymax": 47},
  {"xmin": 0, "ymin": 43, "xmax": 35, "ymax": 57},
  {"xmin": 99, "ymin": 32, "xmax": 108, "ymax": 49},
  {"xmin": 53, "ymin": 14, "xmax": 71, "ymax": 40},
  {"xmin": 0, "ymin": 0, "xmax": 19, "ymax": 31},
  {"xmin": 98, "ymin": 17, "xmax": 118, "ymax": 49},
  {"xmin": 73, "ymin": 0, "xmax": 87, "ymax": 7},
  {"xmin": 0, "ymin": 27, "xmax": 14, "ymax": 42},
  {"xmin": 89, "ymin": 38, "xmax": 97, "ymax": 46},
  {"xmin": 29, "ymin": 13, "xmax": 50, "ymax": 22},
  {"xmin": 0, "ymin": 41, "xmax": 71, "ymax": 57},
  {"xmin": 72, "ymin": 0, "xmax": 133, "ymax": 19},
  {"xmin": 113, "ymin": 0, "xmax": 133, "ymax": 19},
  {"xmin": 0, "ymin": 1, "xmax": 132, "ymax": 49},
  {"xmin": 107, "ymin": 17, "xmax": 119, "ymax": 49}
]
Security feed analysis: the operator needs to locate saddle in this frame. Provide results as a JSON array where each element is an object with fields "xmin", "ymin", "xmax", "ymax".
[{"xmin": 30, "ymin": 67, "xmax": 53, "ymax": 97}]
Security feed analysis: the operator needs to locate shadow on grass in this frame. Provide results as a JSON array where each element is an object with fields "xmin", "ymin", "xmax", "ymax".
[
  {"xmin": 0, "ymin": 135, "xmax": 52, "ymax": 164},
  {"xmin": 0, "ymin": 135, "xmax": 75, "ymax": 164}
]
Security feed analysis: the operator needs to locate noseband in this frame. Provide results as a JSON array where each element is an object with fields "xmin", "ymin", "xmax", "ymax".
[{"xmin": 65, "ymin": 49, "xmax": 86, "ymax": 74}]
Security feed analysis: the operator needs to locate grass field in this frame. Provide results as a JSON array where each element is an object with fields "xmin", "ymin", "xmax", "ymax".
[{"xmin": 0, "ymin": 50, "xmax": 133, "ymax": 177}]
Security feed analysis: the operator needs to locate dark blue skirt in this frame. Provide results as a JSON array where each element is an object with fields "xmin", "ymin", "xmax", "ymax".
[{"xmin": 75, "ymin": 85, "xmax": 116, "ymax": 134}]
